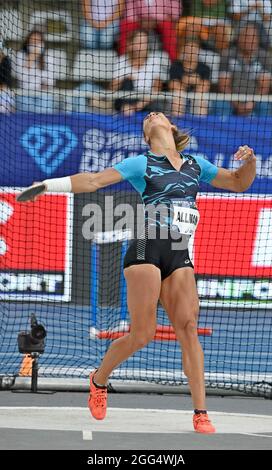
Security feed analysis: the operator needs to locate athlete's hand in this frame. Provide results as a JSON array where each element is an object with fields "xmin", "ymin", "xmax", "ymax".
[{"xmin": 234, "ymin": 145, "xmax": 256, "ymax": 162}]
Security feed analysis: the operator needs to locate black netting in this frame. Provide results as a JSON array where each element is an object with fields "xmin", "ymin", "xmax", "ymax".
[{"xmin": 0, "ymin": 0, "xmax": 271, "ymax": 398}]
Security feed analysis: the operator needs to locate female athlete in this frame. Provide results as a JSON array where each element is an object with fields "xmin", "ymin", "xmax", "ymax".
[{"xmin": 21, "ymin": 112, "xmax": 256, "ymax": 433}]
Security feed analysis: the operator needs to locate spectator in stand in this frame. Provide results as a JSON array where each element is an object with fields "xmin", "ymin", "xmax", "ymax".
[
  {"xmin": 169, "ymin": 40, "xmax": 211, "ymax": 115},
  {"xmin": 228, "ymin": 0, "xmax": 272, "ymax": 49},
  {"xmin": 0, "ymin": 48, "xmax": 14, "ymax": 113},
  {"xmin": 80, "ymin": 0, "xmax": 125, "ymax": 49},
  {"xmin": 0, "ymin": 47, "xmax": 12, "ymax": 88},
  {"xmin": 219, "ymin": 23, "xmax": 272, "ymax": 116},
  {"xmin": 118, "ymin": 0, "xmax": 181, "ymax": 62},
  {"xmin": 192, "ymin": 0, "xmax": 227, "ymax": 18},
  {"xmin": 177, "ymin": 1, "xmax": 232, "ymax": 52},
  {"xmin": 176, "ymin": 1, "xmax": 232, "ymax": 88},
  {"xmin": 111, "ymin": 29, "xmax": 164, "ymax": 115},
  {"xmin": 0, "ymin": 79, "xmax": 15, "ymax": 113},
  {"xmin": 13, "ymin": 30, "xmax": 55, "ymax": 91}
]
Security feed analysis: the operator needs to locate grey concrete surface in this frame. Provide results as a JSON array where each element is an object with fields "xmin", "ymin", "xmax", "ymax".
[{"xmin": 0, "ymin": 392, "xmax": 271, "ymax": 450}]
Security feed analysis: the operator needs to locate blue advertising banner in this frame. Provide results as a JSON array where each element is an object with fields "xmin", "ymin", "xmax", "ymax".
[{"xmin": 0, "ymin": 113, "xmax": 271, "ymax": 193}]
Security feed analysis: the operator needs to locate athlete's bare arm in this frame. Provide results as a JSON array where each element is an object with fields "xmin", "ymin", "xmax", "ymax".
[
  {"xmin": 211, "ymin": 145, "xmax": 256, "ymax": 192},
  {"xmin": 70, "ymin": 168, "xmax": 123, "ymax": 193},
  {"xmin": 24, "ymin": 168, "xmax": 123, "ymax": 201}
]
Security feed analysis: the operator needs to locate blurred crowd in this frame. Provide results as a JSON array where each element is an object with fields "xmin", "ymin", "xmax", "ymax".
[{"xmin": 1, "ymin": 0, "xmax": 272, "ymax": 116}]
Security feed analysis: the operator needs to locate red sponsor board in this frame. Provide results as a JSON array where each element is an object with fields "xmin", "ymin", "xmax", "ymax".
[
  {"xmin": 0, "ymin": 190, "xmax": 73, "ymax": 300},
  {"xmin": 194, "ymin": 195, "xmax": 272, "ymax": 278}
]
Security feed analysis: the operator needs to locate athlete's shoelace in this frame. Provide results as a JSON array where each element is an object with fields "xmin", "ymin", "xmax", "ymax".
[
  {"xmin": 194, "ymin": 414, "xmax": 211, "ymax": 425},
  {"xmin": 92, "ymin": 389, "xmax": 107, "ymax": 408}
]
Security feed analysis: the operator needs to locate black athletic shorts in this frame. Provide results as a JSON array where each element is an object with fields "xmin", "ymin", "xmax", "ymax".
[{"xmin": 123, "ymin": 236, "xmax": 194, "ymax": 280}]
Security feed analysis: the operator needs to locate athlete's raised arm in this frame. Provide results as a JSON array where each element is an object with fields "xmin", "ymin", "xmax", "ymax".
[{"xmin": 210, "ymin": 145, "xmax": 257, "ymax": 192}]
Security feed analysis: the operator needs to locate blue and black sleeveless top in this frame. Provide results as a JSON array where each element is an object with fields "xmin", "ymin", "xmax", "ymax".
[{"xmin": 114, "ymin": 150, "xmax": 218, "ymax": 234}]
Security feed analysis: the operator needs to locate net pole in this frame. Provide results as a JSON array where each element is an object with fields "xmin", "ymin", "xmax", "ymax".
[
  {"xmin": 90, "ymin": 242, "xmax": 98, "ymax": 327},
  {"xmin": 120, "ymin": 239, "xmax": 129, "ymax": 321}
]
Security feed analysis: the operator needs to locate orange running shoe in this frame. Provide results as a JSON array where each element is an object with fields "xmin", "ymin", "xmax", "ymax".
[
  {"xmin": 88, "ymin": 370, "xmax": 108, "ymax": 420},
  {"xmin": 193, "ymin": 413, "xmax": 216, "ymax": 433}
]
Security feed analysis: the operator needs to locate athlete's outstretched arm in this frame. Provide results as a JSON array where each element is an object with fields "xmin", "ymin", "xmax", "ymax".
[
  {"xmin": 70, "ymin": 168, "xmax": 123, "ymax": 193},
  {"xmin": 26, "ymin": 168, "xmax": 123, "ymax": 201},
  {"xmin": 211, "ymin": 145, "xmax": 256, "ymax": 192}
]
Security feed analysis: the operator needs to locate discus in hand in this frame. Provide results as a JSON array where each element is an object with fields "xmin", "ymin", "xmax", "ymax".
[{"xmin": 16, "ymin": 183, "xmax": 47, "ymax": 202}]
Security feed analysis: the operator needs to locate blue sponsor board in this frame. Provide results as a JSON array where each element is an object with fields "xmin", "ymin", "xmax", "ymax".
[{"xmin": 0, "ymin": 113, "xmax": 271, "ymax": 193}]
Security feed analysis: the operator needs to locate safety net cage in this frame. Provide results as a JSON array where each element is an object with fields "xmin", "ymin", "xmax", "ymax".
[{"xmin": 0, "ymin": 0, "xmax": 271, "ymax": 398}]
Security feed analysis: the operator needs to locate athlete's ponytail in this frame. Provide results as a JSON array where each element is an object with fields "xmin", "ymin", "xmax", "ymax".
[{"xmin": 172, "ymin": 127, "xmax": 190, "ymax": 152}]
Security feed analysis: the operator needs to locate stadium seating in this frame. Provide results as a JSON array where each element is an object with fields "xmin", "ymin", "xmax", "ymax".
[
  {"xmin": 199, "ymin": 49, "xmax": 221, "ymax": 85},
  {"xmin": 254, "ymin": 101, "xmax": 272, "ymax": 117},
  {"xmin": 46, "ymin": 49, "xmax": 69, "ymax": 80},
  {"xmin": 2, "ymin": 3, "xmax": 271, "ymax": 117},
  {"xmin": 28, "ymin": 10, "xmax": 73, "ymax": 42},
  {"xmin": 15, "ymin": 93, "xmax": 59, "ymax": 113},
  {"xmin": 72, "ymin": 49, "xmax": 118, "ymax": 82},
  {"xmin": 64, "ymin": 82, "xmax": 102, "ymax": 113},
  {"xmin": 152, "ymin": 51, "xmax": 171, "ymax": 82},
  {"xmin": 0, "ymin": 9, "xmax": 24, "ymax": 41},
  {"xmin": 208, "ymin": 99, "xmax": 233, "ymax": 116}
]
